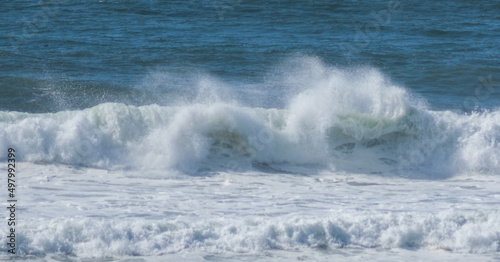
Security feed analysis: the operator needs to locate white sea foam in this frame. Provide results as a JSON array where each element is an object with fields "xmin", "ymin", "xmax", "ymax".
[
  {"xmin": 3, "ymin": 154, "xmax": 499, "ymax": 260},
  {"xmin": 1, "ymin": 63, "xmax": 499, "ymax": 177},
  {"xmin": 2, "ymin": 210, "xmax": 499, "ymax": 257}
]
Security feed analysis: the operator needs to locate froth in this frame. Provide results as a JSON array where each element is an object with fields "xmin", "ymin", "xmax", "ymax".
[
  {"xmin": 1, "ymin": 60, "xmax": 499, "ymax": 176},
  {"xmin": 5, "ymin": 210, "xmax": 499, "ymax": 257}
]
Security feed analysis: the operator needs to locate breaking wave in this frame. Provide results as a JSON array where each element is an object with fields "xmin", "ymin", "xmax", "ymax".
[
  {"xmin": 1, "ymin": 211, "xmax": 499, "ymax": 257},
  {"xmin": 1, "ymin": 59, "xmax": 499, "ymax": 177}
]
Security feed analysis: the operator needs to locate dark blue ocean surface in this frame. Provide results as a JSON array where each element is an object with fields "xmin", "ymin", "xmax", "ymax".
[{"xmin": 1, "ymin": 0, "xmax": 499, "ymax": 112}]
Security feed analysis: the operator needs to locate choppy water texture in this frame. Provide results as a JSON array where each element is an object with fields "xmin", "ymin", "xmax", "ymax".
[{"xmin": 1, "ymin": 0, "xmax": 500, "ymax": 261}]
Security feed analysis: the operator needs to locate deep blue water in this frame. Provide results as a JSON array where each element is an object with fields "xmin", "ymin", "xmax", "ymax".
[{"xmin": 1, "ymin": 0, "xmax": 499, "ymax": 112}]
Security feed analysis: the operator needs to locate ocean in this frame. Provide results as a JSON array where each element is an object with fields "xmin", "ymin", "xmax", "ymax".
[{"xmin": 1, "ymin": 0, "xmax": 500, "ymax": 261}]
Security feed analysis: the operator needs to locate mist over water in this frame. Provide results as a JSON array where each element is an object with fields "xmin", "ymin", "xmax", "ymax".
[
  {"xmin": 1, "ymin": 1, "xmax": 500, "ymax": 261},
  {"xmin": 2, "ymin": 1, "xmax": 500, "ymax": 113},
  {"xmin": 1, "ymin": 57, "xmax": 499, "ymax": 178}
]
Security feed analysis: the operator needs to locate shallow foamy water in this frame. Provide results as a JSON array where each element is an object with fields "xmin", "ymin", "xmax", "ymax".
[{"xmin": 2, "ymin": 163, "xmax": 499, "ymax": 261}]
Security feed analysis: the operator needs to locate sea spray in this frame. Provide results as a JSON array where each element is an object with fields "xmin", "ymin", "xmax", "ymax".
[{"xmin": 1, "ymin": 64, "xmax": 499, "ymax": 176}]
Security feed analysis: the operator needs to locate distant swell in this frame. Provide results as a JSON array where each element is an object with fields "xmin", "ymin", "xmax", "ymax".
[{"xmin": 1, "ymin": 64, "xmax": 499, "ymax": 177}]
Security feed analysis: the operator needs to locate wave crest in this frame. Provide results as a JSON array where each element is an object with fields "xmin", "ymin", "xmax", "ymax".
[{"xmin": 1, "ymin": 64, "xmax": 499, "ymax": 177}]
